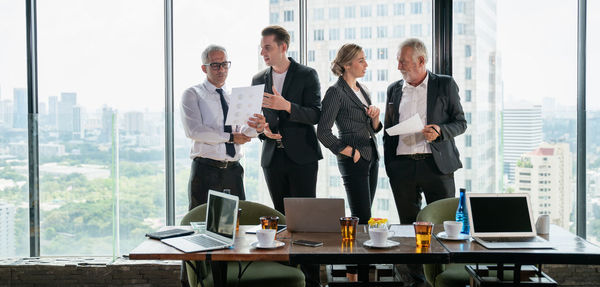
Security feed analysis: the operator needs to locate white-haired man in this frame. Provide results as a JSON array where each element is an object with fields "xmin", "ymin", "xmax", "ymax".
[{"xmin": 383, "ymin": 38, "xmax": 467, "ymax": 285}]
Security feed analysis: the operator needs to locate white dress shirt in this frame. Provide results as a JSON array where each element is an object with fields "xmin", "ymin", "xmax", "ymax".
[
  {"xmin": 181, "ymin": 79, "xmax": 257, "ymax": 161},
  {"xmin": 396, "ymin": 73, "xmax": 431, "ymax": 155}
]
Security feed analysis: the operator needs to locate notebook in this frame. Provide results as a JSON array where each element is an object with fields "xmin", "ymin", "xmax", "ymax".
[
  {"xmin": 466, "ymin": 193, "xmax": 553, "ymax": 249},
  {"xmin": 162, "ymin": 190, "xmax": 239, "ymax": 253},
  {"xmin": 284, "ymin": 198, "xmax": 345, "ymax": 232}
]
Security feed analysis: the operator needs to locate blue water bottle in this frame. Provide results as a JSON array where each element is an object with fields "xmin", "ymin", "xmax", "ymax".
[{"xmin": 456, "ymin": 188, "xmax": 470, "ymax": 234}]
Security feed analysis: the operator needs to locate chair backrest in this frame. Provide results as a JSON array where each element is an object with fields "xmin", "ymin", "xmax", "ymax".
[
  {"xmin": 416, "ymin": 198, "xmax": 459, "ymax": 225},
  {"xmin": 181, "ymin": 200, "xmax": 286, "ymax": 225}
]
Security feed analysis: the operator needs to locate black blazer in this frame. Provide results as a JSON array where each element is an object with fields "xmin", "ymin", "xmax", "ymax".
[
  {"xmin": 317, "ymin": 77, "xmax": 382, "ymax": 161},
  {"xmin": 383, "ymin": 71, "xmax": 467, "ymax": 175},
  {"xmin": 251, "ymin": 58, "xmax": 323, "ymax": 167}
]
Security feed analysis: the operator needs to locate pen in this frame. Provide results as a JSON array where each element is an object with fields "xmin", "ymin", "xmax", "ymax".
[{"xmin": 430, "ymin": 126, "xmax": 440, "ymax": 136}]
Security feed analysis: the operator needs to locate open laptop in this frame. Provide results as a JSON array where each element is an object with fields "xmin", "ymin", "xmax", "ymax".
[
  {"xmin": 466, "ymin": 193, "xmax": 553, "ymax": 249},
  {"xmin": 284, "ymin": 198, "xmax": 345, "ymax": 232},
  {"xmin": 162, "ymin": 190, "xmax": 239, "ymax": 253}
]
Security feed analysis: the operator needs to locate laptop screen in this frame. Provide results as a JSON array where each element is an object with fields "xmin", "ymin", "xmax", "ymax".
[
  {"xmin": 206, "ymin": 193, "xmax": 237, "ymax": 239},
  {"xmin": 469, "ymin": 195, "xmax": 533, "ymax": 233}
]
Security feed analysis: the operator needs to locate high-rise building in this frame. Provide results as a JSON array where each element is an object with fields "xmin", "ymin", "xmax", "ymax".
[
  {"xmin": 58, "ymin": 92, "xmax": 77, "ymax": 138},
  {"xmin": 503, "ymin": 104, "xmax": 542, "ymax": 182},
  {"xmin": 73, "ymin": 105, "xmax": 82, "ymax": 138},
  {"xmin": 453, "ymin": 0, "xmax": 500, "ymax": 194},
  {"xmin": 514, "ymin": 143, "xmax": 572, "ymax": 228},
  {"xmin": 0, "ymin": 99, "xmax": 12, "ymax": 127},
  {"xmin": 269, "ymin": 0, "xmax": 499, "ymax": 222},
  {"xmin": 12, "ymin": 88, "xmax": 27, "ymax": 129},
  {"xmin": 0, "ymin": 202, "xmax": 16, "ymax": 257},
  {"xmin": 124, "ymin": 111, "xmax": 144, "ymax": 134},
  {"xmin": 101, "ymin": 106, "xmax": 115, "ymax": 142},
  {"xmin": 48, "ymin": 96, "xmax": 58, "ymax": 129}
]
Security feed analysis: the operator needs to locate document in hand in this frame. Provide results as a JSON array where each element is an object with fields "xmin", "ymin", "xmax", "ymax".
[
  {"xmin": 385, "ymin": 113, "xmax": 425, "ymax": 136},
  {"xmin": 225, "ymin": 84, "xmax": 265, "ymax": 126}
]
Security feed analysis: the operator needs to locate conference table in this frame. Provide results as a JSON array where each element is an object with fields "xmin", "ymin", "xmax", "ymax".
[{"xmin": 129, "ymin": 224, "xmax": 600, "ymax": 287}]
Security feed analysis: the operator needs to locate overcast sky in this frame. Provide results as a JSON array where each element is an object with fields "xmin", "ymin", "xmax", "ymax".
[{"xmin": 0, "ymin": 0, "xmax": 598, "ymax": 112}]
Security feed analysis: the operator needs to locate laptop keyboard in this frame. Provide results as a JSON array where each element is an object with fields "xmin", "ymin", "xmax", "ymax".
[
  {"xmin": 184, "ymin": 235, "xmax": 224, "ymax": 248},
  {"xmin": 481, "ymin": 237, "xmax": 542, "ymax": 243}
]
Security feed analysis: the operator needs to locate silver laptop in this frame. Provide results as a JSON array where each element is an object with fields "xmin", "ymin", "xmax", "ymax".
[
  {"xmin": 162, "ymin": 190, "xmax": 239, "ymax": 253},
  {"xmin": 284, "ymin": 198, "xmax": 345, "ymax": 232},
  {"xmin": 466, "ymin": 193, "xmax": 553, "ymax": 249}
]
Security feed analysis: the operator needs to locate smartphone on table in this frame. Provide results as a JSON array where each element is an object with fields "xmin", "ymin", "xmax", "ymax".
[{"xmin": 292, "ymin": 239, "xmax": 323, "ymax": 247}]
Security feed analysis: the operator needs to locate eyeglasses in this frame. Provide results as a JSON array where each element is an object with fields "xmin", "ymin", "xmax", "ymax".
[{"xmin": 204, "ymin": 61, "xmax": 231, "ymax": 70}]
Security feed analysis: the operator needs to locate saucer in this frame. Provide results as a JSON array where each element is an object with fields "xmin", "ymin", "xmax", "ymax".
[
  {"xmin": 363, "ymin": 240, "xmax": 400, "ymax": 248},
  {"xmin": 437, "ymin": 231, "xmax": 470, "ymax": 241},
  {"xmin": 251, "ymin": 240, "xmax": 285, "ymax": 249}
]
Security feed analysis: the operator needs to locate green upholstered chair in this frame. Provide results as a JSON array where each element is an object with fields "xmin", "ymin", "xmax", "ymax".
[
  {"xmin": 180, "ymin": 200, "xmax": 304, "ymax": 287},
  {"xmin": 416, "ymin": 197, "xmax": 470, "ymax": 287}
]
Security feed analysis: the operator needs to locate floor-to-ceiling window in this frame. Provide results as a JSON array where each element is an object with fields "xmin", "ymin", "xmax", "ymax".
[
  {"xmin": 36, "ymin": 0, "xmax": 165, "ymax": 255},
  {"xmin": 586, "ymin": 0, "xmax": 600, "ymax": 243},
  {"xmin": 0, "ymin": 0, "xmax": 29, "ymax": 258},
  {"xmin": 465, "ymin": 0, "xmax": 578, "ymax": 232}
]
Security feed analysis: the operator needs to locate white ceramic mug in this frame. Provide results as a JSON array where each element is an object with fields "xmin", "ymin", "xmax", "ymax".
[
  {"xmin": 443, "ymin": 221, "xmax": 463, "ymax": 238},
  {"xmin": 536, "ymin": 214, "xmax": 550, "ymax": 235},
  {"xmin": 256, "ymin": 229, "xmax": 276, "ymax": 247},
  {"xmin": 369, "ymin": 227, "xmax": 395, "ymax": 246}
]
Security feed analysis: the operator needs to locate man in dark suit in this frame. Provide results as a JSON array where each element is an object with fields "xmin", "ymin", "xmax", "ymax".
[
  {"xmin": 250, "ymin": 25, "xmax": 323, "ymax": 214},
  {"xmin": 249, "ymin": 25, "xmax": 323, "ymax": 287},
  {"xmin": 384, "ymin": 38, "xmax": 467, "ymax": 225}
]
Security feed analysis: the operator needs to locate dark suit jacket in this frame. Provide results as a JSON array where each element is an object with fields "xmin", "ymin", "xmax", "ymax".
[
  {"xmin": 251, "ymin": 57, "xmax": 323, "ymax": 167},
  {"xmin": 383, "ymin": 71, "xmax": 467, "ymax": 175},
  {"xmin": 317, "ymin": 77, "xmax": 382, "ymax": 161}
]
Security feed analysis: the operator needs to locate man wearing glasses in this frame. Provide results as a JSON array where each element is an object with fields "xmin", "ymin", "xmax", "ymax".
[
  {"xmin": 250, "ymin": 25, "xmax": 323, "ymax": 214},
  {"xmin": 181, "ymin": 44, "xmax": 262, "ymax": 209}
]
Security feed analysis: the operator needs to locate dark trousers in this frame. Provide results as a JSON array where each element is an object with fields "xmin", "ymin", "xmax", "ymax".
[
  {"xmin": 386, "ymin": 155, "xmax": 455, "ymax": 224},
  {"xmin": 337, "ymin": 146, "xmax": 379, "ymax": 225},
  {"xmin": 263, "ymin": 149, "xmax": 320, "ymax": 287},
  {"xmin": 183, "ymin": 158, "xmax": 246, "ymax": 287},
  {"xmin": 263, "ymin": 148, "xmax": 318, "ymax": 215},
  {"xmin": 387, "ymin": 155, "xmax": 455, "ymax": 285},
  {"xmin": 188, "ymin": 157, "xmax": 246, "ymax": 210}
]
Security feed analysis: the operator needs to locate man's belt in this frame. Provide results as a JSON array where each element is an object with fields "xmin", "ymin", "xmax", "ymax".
[
  {"xmin": 397, "ymin": 153, "xmax": 432, "ymax": 160},
  {"xmin": 194, "ymin": 157, "xmax": 240, "ymax": 169}
]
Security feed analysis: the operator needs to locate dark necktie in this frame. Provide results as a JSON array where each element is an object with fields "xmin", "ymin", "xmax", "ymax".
[{"xmin": 216, "ymin": 88, "xmax": 236, "ymax": 158}]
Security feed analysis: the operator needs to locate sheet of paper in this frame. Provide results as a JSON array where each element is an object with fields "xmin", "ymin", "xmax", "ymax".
[
  {"xmin": 225, "ymin": 84, "xmax": 265, "ymax": 126},
  {"xmin": 385, "ymin": 113, "xmax": 424, "ymax": 136},
  {"xmin": 389, "ymin": 225, "xmax": 415, "ymax": 237}
]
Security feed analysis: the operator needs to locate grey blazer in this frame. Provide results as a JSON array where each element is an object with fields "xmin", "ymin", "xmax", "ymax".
[
  {"xmin": 383, "ymin": 71, "xmax": 467, "ymax": 174},
  {"xmin": 317, "ymin": 77, "xmax": 382, "ymax": 161}
]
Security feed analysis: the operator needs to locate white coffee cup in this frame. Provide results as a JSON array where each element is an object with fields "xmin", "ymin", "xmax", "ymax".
[
  {"xmin": 369, "ymin": 228, "xmax": 389, "ymax": 246},
  {"xmin": 536, "ymin": 214, "xmax": 550, "ymax": 235},
  {"xmin": 256, "ymin": 229, "xmax": 276, "ymax": 247},
  {"xmin": 443, "ymin": 221, "xmax": 463, "ymax": 238}
]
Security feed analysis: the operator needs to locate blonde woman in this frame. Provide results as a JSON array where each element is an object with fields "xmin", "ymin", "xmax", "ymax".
[{"xmin": 317, "ymin": 43, "xmax": 382, "ymax": 224}]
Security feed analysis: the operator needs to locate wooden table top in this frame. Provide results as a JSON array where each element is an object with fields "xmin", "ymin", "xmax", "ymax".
[
  {"xmin": 130, "ymin": 224, "xmax": 600, "ymax": 265},
  {"xmin": 436, "ymin": 224, "xmax": 600, "ymax": 264}
]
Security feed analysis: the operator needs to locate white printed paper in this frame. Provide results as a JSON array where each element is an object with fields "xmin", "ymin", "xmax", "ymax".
[
  {"xmin": 385, "ymin": 113, "xmax": 424, "ymax": 136},
  {"xmin": 389, "ymin": 225, "xmax": 415, "ymax": 237},
  {"xmin": 225, "ymin": 84, "xmax": 265, "ymax": 126}
]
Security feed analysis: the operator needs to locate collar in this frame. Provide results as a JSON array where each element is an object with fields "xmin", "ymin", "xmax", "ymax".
[
  {"xmin": 203, "ymin": 79, "xmax": 227, "ymax": 93},
  {"xmin": 402, "ymin": 71, "xmax": 429, "ymax": 91}
]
